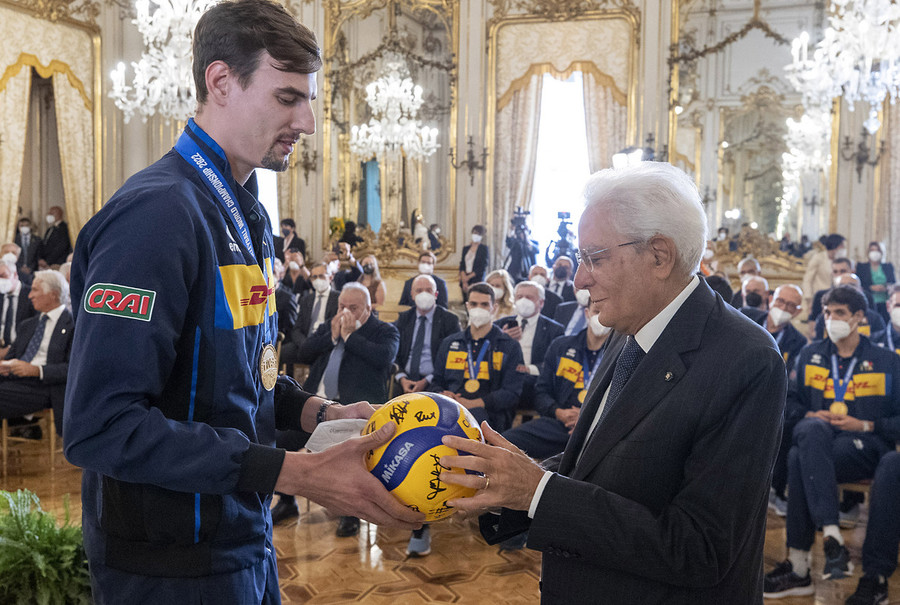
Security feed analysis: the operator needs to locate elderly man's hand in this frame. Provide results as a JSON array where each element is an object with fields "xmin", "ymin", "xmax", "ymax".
[
  {"xmin": 7, "ymin": 359, "xmax": 39, "ymax": 378},
  {"xmin": 439, "ymin": 422, "xmax": 545, "ymax": 513}
]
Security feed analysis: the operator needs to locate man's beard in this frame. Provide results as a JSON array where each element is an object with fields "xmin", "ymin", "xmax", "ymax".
[{"xmin": 261, "ymin": 145, "xmax": 290, "ymax": 172}]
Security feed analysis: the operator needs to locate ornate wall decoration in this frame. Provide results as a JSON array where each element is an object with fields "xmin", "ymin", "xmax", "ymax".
[
  {"xmin": 487, "ymin": 0, "xmax": 637, "ymax": 28},
  {"xmin": 7, "ymin": 0, "xmax": 99, "ymax": 24}
]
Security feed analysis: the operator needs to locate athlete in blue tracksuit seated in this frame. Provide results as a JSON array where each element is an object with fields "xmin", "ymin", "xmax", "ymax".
[{"xmin": 63, "ymin": 2, "xmax": 421, "ymax": 603}]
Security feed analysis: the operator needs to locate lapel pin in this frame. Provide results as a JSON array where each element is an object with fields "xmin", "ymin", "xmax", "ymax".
[{"xmin": 664, "ymin": 371, "xmax": 673, "ymax": 381}]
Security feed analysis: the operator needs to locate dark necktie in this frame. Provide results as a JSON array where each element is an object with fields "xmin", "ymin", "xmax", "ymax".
[
  {"xmin": 21, "ymin": 314, "xmax": 49, "ymax": 363},
  {"xmin": 322, "ymin": 339, "xmax": 345, "ymax": 400},
  {"xmin": 310, "ymin": 294, "xmax": 324, "ymax": 333},
  {"xmin": 521, "ymin": 318, "xmax": 528, "ymax": 331},
  {"xmin": 2, "ymin": 295, "xmax": 13, "ymax": 346},
  {"xmin": 409, "ymin": 316, "xmax": 427, "ymax": 380},
  {"xmin": 22, "ymin": 235, "xmax": 29, "ymax": 251},
  {"xmin": 596, "ymin": 336, "xmax": 645, "ymax": 427}
]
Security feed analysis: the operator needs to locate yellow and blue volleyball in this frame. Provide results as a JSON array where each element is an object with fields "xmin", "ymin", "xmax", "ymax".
[{"xmin": 363, "ymin": 392, "xmax": 483, "ymax": 522}]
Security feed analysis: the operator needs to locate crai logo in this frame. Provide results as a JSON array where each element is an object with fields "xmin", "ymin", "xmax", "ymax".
[{"xmin": 84, "ymin": 283, "xmax": 156, "ymax": 321}]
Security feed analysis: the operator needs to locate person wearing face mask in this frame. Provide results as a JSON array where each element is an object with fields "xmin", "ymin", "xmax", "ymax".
[
  {"xmin": 271, "ymin": 257, "xmax": 299, "ymax": 354},
  {"xmin": 495, "ymin": 281, "xmax": 565, "ymax": 417},
  {"xmin": 431, "ymin": 282, "xmax": 524, "ymax": 434},
  {"xmin": 764, "ymin": 285, "xmax": 900, "ymax": 597},
  {"xmin": 872, "ymin": 285, "xmax": 900, "ymax": 356},
  {"xmin": 296, "ymin": 282, "xmax": 400, "ymax": 538},
  {"xmin": 0, "ymin": 259, "xmax": 36, "ymax": 357},
  {"xmin": 554, "ymin": 287, "xmax": 593, "ymax": 336},
  {"xmin": 857, "ymin": 241, "xmax": 895, "ymax": 324},
  {"xmin": 357, "ymin": 254, "xmax": 386, "ymax": 310},
  {"xmin": 272, "ymin": 218, "xmax": 306, "ymax": 264},
  {"xmin": 13, "ymin": 218, "xmax": 42, "ymax": 276},
  {"xmin": 398, "ymin": 251, "xmax": 449, "ymax": 309},
  {"xmin": 802, "ymin": 233, "xmax": 847, "ymax": 313},
  {"xmin": 737, "ymin": 275, "xmax": 769, "ymax": 323},
  {"xmin": 458, "ymin": 225, "xmax": 489, "ymax": 300},
  {"xmin": 812, "ymin": 274, "xmax": 885, "ymax": 341},
  {"xmin": 40, "ymin": 206, "xmax": 72, "ymax": 269},
  {"xmin": 528, "ymin": 265, "xmax": 562, "ymax": 319},
  {"xmin": 730, "ymin": 257, "xmax": 761, "ymax": 308},
  {"xmin": 279, "ymin": 263, "xmax": 339, "ymax": 369},
  {"xmin": 548, "ymin": 257, "xmax": 576, "ymax": 302},
  {"xmin": 808, "ymin": 257, "xmax": 857, "ymax": 323},
  {"xmin": 281, "ymin": 246, "xmax": 311, "ymax": 297},
  {"xmin": 427, "ymin": 223, "xmax": 442, "ymax": 251},
  {"xmin": 331, "ymin": 242, "xmax": 363, "ymax": 291},
  {"xmin": 485, "ymin": 269, "xmax": 516, "ymax": 319}
]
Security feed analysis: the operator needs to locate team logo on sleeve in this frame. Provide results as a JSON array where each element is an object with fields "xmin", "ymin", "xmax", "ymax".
[{"xmin": 84, "ymin": 283, "xmax": 156, "ymax": 321}]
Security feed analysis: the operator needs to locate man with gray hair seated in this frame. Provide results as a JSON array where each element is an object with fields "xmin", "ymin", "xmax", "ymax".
[{"xmin": 0, "ymin": 270, "xmax": 73, "ymax": 436}]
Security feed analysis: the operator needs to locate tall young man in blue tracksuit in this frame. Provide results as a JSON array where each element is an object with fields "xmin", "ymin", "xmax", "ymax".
[{"xmin": 64, "ymin": 2, "xmax": 421, "ymax": 603}]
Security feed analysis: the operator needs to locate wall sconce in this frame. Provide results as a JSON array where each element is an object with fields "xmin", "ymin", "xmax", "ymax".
[
  {"xmin": 450, "ymin": 136, "xmax": 488, "ymax": 186},
  {"xmin": 701, "ymin": 186, "xmax": 716, "ymax": 207},
  {"xmin": 612, "ymin": 133, "xmax": 668, "ymax": 168},
  {"xmin": 803, "ymin": 192, "xmax": 819, "ymax": 210},
  {"xmin": 841, "ymin": 128, "xmax": 886, "ymax": 183},
  {"xmin": 298, "ymin": 140, "xmax": 318, "ymax": 186}
]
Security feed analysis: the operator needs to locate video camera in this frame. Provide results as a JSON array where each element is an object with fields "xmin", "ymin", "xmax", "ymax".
[
  {"xmin": 511, "ymin": 206, "xmax": 531, "ymax": 233},
  {"xmin": 556, "ymin": 211, "xmax": 571, "ymax": 239}
]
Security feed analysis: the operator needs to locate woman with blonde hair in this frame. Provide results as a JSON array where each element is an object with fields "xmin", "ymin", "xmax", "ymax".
[
  {"xmin": 358, "ymin": 254, "xmax": 387, "ymax": 310},
  {"xmin": 485, "ymin": 269, "xmax": 515, "ymax": 319}
]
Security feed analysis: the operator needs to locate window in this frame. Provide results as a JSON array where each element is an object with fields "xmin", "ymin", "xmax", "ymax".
[{"xmin": 255, "ymin": 169, "xmax": 279, "ymax": 234}]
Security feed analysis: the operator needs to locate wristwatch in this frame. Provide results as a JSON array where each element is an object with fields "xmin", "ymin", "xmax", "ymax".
[
  {"xmin": 862, "ymin": 420, "xmax": 873, "ymax": 433},
  {"xmin": 317, "ymin": 400, "xmax": 335, "ymax": 424}
]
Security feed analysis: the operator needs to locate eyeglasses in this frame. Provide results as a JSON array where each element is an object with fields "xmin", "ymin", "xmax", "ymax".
[{"xmin": 576, "ymin": 241, "xmax": 640, "ymax": 273}]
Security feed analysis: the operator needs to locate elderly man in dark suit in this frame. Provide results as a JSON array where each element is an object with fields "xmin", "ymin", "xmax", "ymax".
[
  {"xmin": 280, "ymin": 262, "xmax": 339, "ymax": 366},
  {"xmin": 398, "ymin": 251, "xmax": 450, "ymax": 309},
  {"xmin": 0, "ymin": 270, "xmax": 73, "ymax": 436},
  {"xmin": 440, "ymin": 162, "xmax": 786, "ymax": 604},
  {"xmin": 40, "ymin": 206, "xmax": 73, "ymax": 268},
  {"xmin": 0, "ymin": 258, "xmax": 36, "ymax": 356}
]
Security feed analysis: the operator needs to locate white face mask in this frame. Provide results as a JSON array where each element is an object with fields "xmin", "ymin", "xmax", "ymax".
[
  {"xmin": 589, "ymin": 314, "xmax": 612, "ymax": 336},
  {"xmin": 0, "ymin": 278, "xmax": 12, "ymax": 295},
  {"xmin": 869, "ymin": 250, "xmax": 883, "ymax": 263},
  {"xmin": 890, "ymin": 307, "xmax": 900, "ymax": 330},
  {"xmin": 418, "ymin": 262, "xmax": 434, "ymax": 275},
  {"xmin": 471, "ymin": 234, "xmax": 483, "ymax": 243},
  {"xmin": 46, "ymin": 214, "xmax": 56, "ymax": 225},
  {"xmin": 492, "ymin": 286, "xmax": 505, "ymax": 301},
  {"xmin": 18, "ymin": 226, "xmax": 30, "ymax": 235},
  {"xmin": 717, "ymin": 232, "xmax": 728, "ymax": 241},
  {"xmin": 414, "ymin": 291, "xmax": 436, "ymax": 311},
  {"xmin": 1, "ymin": 253, "xmax": 17, "ymax": 265},
  {"xmin": 514, "ymin": 297, "xmax": 537, "ymax": 318},
  {"xmin": 575, "ymin": 289, "xmax": 591, "ymax": 307},
  {"xmin": 531, "ymin": 274, "xmax": 548, "ymax": 287},
  {"xmin": 288, "ymin": 261, "xmax": 300, "ymax": 271},
  {"xmin": 327, "ymin": 260, "xmax": 340, "ymax": 275},
  {"xmin": 702, "ymin": 248, "xmax": 715, "ymax": 261},
  {"xmin": 468, "ymin": 307, "xmax": 492, "ymax": 328},
  {"xmin": 826, "ymin": 318, "xmax": 853, "ymax": 342},
  {"xmin": 768, "ymin": 306, "xmax": 793, "ymax": 328},
  {"xmin": 312, "ymin": 277, "xmax": 330, "ymax": 293}
]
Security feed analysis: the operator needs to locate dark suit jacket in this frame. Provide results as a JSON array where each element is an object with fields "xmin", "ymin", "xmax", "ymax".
[
  {"xmin": 540, "ymin": 290, "xmax": 562, "ymax": 320},
  {"xmin": 272, "ymin": 234, "xmax": 306, "ymax": 263},
  {"xmin": 14, "ymin": 233, "xmax": 42, "ymax": 273},
  {"xmin": 1, "ymin": 284, "xmax": 37, "ymax": 346},
  {"xmin": 458, "ymin": 244, "xmax": 489, "ymax": 285},
  {"xmin": 5, "ymin": 309, "xmax": 74, "ymax": 434},
  {"xmin": 398, "ymin": 274, "xmax": 449, "ymax": 308},
  {"xmin": 274, "ymin": 284, "xmax": 298, "ymax": 342},
  {"xmin": 553, "ymin": 301, "xmax": 587, "ymax": 335},
  {"xmin": 488, "ymin": 281, "xmax": 786, "ymax": 604},
  {"xmin": 856, "ymin": 261, "xmax": 896, "ymax": 294},
  {"xmin": 494, "ymin": 314, "xmax": 564, "ymax": 373},
  {"xmin": 41, "ymin": 222, "xmax": 72, "ymax": 266},
  {"xmin": 290, "ymin": 290, "xmax": 339, "ymax": 349},
  {"xmin": 547, "ymin": 280, "xmax": 575, "ymax": 303},
  {"xmin": 298, "ymin": 314, "xmax": 399, "ymax": 405},
  {"xmin": 393, "ymin": 306, "xmax": 461, "ymax": 382}
]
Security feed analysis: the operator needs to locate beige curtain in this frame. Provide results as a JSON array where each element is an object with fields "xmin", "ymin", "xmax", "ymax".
[
  {"xmin": 52, "ymin": 72, "xmax": 92, "ymax": 245},
  {"xmin": 0, "ymin": 68, "xmax": 32, "ymax": 242},
  {"xmin": 493, "ymin": 73, "xmax": 542, "ymax": 269},
  {"xmin": 583, "ymin": 71, "xmax": 628, "ymax": 173}
]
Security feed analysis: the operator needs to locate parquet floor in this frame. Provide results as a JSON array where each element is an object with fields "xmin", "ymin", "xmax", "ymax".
[{"xmin": 3, "ymin": 445, "xmax": 899, "ymax": 604}]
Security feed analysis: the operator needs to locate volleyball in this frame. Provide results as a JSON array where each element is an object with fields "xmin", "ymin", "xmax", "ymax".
[{"xmin": 363, "ymin": 392, "xmax": 483, "ymax": 522}]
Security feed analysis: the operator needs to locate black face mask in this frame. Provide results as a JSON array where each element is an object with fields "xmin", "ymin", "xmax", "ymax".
[
  {"xmin": 281, "ymin": 227, "xmax": 291, "ymax": 237},
  {"xmin": 553, "ymin": 267, "xmax": 568, "ymax": 280},
  {"xmin": 362, "ymin": 264, "xmax": 375, "ymax": 275},
  {"xmin": 744, "ymin": 292, "xmax": 763, "ymax": 308}
]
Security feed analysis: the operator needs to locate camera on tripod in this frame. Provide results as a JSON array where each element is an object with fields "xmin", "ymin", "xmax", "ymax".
[{"xmin": 511, "ymin": 206, "xmax": 531, "ymax": 233}]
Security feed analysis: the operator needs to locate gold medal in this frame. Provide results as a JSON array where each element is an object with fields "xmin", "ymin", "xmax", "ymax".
[
  {"xmin": 464, "ymin": 379, "xmax": 480, "ymax": 393},
  {"xmin": 578, "ymin": 390, "xmax": 587, "ymax": 404},
  {"xmin": 260, "ymin": 344, "xmax": 278, "ymax": 391},
  {"xmin": 830, "ymin": 401, "xmax": 848, "ymax": 416}
]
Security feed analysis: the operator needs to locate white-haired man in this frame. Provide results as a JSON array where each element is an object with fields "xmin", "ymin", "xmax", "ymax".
[
  {"xmin": 0, "ymin": 270, "xmax": 73, "ymax": 436},
  {"xmin": 439, "ymin": 162, "xmax": 786, "ymax": 603}
]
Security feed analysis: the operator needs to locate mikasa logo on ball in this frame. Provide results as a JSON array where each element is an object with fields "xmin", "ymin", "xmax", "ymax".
[{"xmin": 381, "ymin": 442, "xmax": 416, "ymax": 484}]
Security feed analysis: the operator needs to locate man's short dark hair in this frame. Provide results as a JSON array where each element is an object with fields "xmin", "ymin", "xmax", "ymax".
[
  {"xmin": 18, "ymin": 217, "xmax": 31, "ymax": 225},
  {"xmin": 704, "ymin": 275, "xmax": 733, "ymax": 303},
  {"xmin": 471, "ymin": 225, "xmax": 486, "ymax": 236},
  {"xmin": 824, "ymin": 233, "xmax": 846, "ymax": 251},
  {"xmin": 418, "ymin": 251, "xmax": 436, "ymax": 263},
  {"xmin": 280, "ymin": 218, "xmax": 296, "ymax": 229},
  {"xmin": 832, "ymin": 257, "xmax": 852, "ymax": 269},
  {"xmin": 823, "ymin": 285, "xmax": 868, "ymax": 315},
  {"xmin": 193, "ymin": 0, "xmax": 323, "ymax": 105},
  {"xmin": 468, "ymin": 282, "xmax": 495, "ymax": 304}
]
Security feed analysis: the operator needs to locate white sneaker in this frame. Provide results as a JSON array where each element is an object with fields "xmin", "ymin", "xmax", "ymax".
[{"xmin": 407, "ymin": 525, "xmax": 431, "ymax": 557}]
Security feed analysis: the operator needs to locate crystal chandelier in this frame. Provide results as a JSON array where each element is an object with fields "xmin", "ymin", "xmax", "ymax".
[
  {"xmin": 349, "ymin": 62, "xmax": 439, "ymax": 161},
  {"xmin": 109, "ymin": 0, "xmax": 217, "ymax": 123},
  {"xmin": 785, "ymin": 0, "xmax": 900, "ymax": 134}
]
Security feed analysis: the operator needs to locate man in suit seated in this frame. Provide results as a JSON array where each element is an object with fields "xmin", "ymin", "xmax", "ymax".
[
  {"xmin": 547, "ymin": 257, "xmax": 576, "ymax": 302},
  {"xmin": 398, "ymin": 251, "xmax": 449, "ymax": 309},
  {"xmin": 495, "ymin": 281, "xmax": 564, "ymax": 416},
  {"xmin": 0, "ymin": 270, "xmax": 73, "ymax": 437},
  {"xmin": 554, "ymin": 287, "xmax": 592, "ymax": 336},
  {"xmin": 440, "ymin": 162, "xmax": 786, "ymax": 603},
  {"xmin": 739, "ymin": 275, "xmax": 769, "ymax": 323},
  {"xmin": 872, "ymin": 285, "xmax": 900, "ymax": 354},
  {"xmin": 40, "ymin": 206, "xmax": 72, "ymax": 268},
  {"xmin": 281, "ymin": 262, "xmax": 340, "ymax": 367},
  {"xmin": 292, "ymin": 282, "xmax": 399, "ymax": 536},
  {"xmin": 527, "ymin": 265, "xmax": 562, "ymax": 319},
  {"xmin": 271, "ymin": 258, "xmax": 298, "ymax": 355},
  {"xmin": 812, "ymin": 273, "xmax": 884, "ymax": 340},
  {"xmin": 0, "ymin": 258, "xmax": 36, "ymax": 358},
  {"xmin": 730, "ymin": 257, "xmax": 762, "ymax": 308},
  {"xmin": 808, "ymin": 257, "xmax": 855, "ymax": 322},
  {"xmin": 393, "ymin": 275, "xmax": 460, "ymax": 395}
]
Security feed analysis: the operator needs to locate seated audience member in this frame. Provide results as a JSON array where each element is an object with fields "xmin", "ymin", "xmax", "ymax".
[
  {"xmin": 764, "ymin": 285, "xmax": 900, "ymax": 598},
  {"xmin": 546, "ymin": 256, "xmax": 575, "ymax": 302},
  {"xmin": 271, "ymin": 258, "xmax": 299, "ymax": 352},
  {"xmin": 273, "ymin": 218, "xmax": 306, "ymax": 263},
  {"xmin": 339, "ymin": 220, "xmax": 364, "ymax": 247},
  {"xmin": 0, "ymin": 259, "xmax": 36, "ymax": 357},
  {"xmin": 1, "ymin": 244, "xmax": 31, "ymax": 288},
  {"xmin": 739, "ymin": 275, "xmax": 770, "ymax": 323},
  {"xmin": 398, "ymin": 251, "xmax": 449, "ymax": 308},
  {"xmin": 292, "ymin": 282, "xmax": 400, "ymax": 536},
  {"xmin": 872, "ymin": 285, "xmax": 900, "ymax": 354},
  {"xmin": 813, "ymin": 274, "xmax": 885, "ymax": 340},
  {"xmin": 282, "ymin": 263, "xmax": 340, "ymax": 366},
  {"xmin": 486, "ymin": 269, "xmax": 516, "ymax": 319},
  {"xmin": 358, "ymin": 254, "xmax": 387, "ymax": 310},
  {"xmin": 731, "ymin": 257, "xmax": 762, "ymax": 308},
  {"xmin": 809, "ymin": 257, "xmax": 855, "ymax": 322},
  {"xmin": 0, "ymin": 270, "xmax": 73, "ymax": 436},
  {"xmin": 427, "ymin": 224, "xmax": 442, "ymax": 251},
  {"xmin": 333, "ymin": 242, "xmax": 362, "ymax": 291},
  {"xmin": 703, "ymin": 274, "xmax": 733, "ymax": 303},
  {"xmin": 281, "ymin": 246, "xmax": 310, "ymax": 297},
  {"xmin": 494, "ymin": 281, "xmax": 564, "ymax": 413},
  {"xmin": 554, "ymin": 287, "xmax": 592, "ymax": 336},
  {"xmin": 527, "ymin": 265, "xmax": 562, "ymax": 319},
  {"xmin": 857, "ymin": 241, "xmax": 895, "ymax": 324},
  {"xmin": 431, "ymin": 282, "xmax": 524, "ymax": 433},
  {"xmin": 14, "ymin": 217, "xmax": 42, "ymax": 277},
  {"xmin": 803, "ymin": 233, "xmax": 848, "ymax": 311},
  {"xmin": 502, "ymin": 299, "xmax": 611, "ymax": 460},
  {"xmin": 843, "ymin": 451, "xmax": 900, "ymax": 605},
  {"xmin": 40, "ymin": 206, "xmax": 72, "ymax": 268},
  {"xmin": 458, "ymin": 225, "xmax": 489, "ymax": 301},
  {"xmin": 393, "ymin": 274, "xmax": 461, "ymax": 394}
]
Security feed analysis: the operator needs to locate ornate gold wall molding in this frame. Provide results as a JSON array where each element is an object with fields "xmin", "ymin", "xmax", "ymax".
[
  {"xmin": 3, "ymin": 0, "xmax": 98, "ymax": 24},
  {"xmin": 497, "ymin": 60, "xmax": 626, "ymax": 111},
  {"xmin": 487, "ymin": 0, "xmax": 638, "ymax": 30}
]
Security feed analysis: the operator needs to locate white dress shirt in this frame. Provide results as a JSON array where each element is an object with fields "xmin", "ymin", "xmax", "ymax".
[
  {"xmin": 31, "ymin": 304, "xmax": 67, "ymax": 380},
  {"xmin": 1, "ymin": 281, "xmax": 23, "ymax": 345},
  {"xmin": 516, "ymin": 314, "xmax": 540, "ymax": 375}
]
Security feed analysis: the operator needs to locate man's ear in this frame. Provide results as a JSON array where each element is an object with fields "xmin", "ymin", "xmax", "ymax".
[
  {"xmin": 204, "ymin": 60, "xmax": 233, "ymax": 107},
  {"xmin": 648, "ymin": 235, "xmax": 676, "ymax": 278}
]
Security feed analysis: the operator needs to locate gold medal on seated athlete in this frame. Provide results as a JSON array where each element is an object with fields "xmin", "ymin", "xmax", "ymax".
[
  {"xmin": 830, "ymin": 401, "xmax": 848, "ymax": 416},
  {"xmin": 464, "ymin": 378, "xmax": 480, "ymax": 393},
  {"xmin": 260, "ymin": 344, "xmax": 278, "ymax": 391},
  {"xmin": 578, "ymin": 390, "xmax": 587, "ymax": 404}
]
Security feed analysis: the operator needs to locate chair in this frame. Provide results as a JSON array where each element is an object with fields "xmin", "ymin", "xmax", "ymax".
[{"xmin": 1, "ymin": 409, "xmax": 62, "ymax": 478}]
